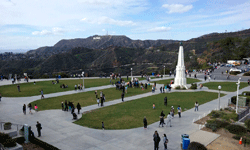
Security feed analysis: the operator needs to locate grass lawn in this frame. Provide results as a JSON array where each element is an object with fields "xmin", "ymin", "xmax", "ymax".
[
  {"xmin": 74, "ymin": 91, "xmax": 224, "ymax": 129},
  {"xmin": 30, "ymin": 85, "xmax": 152, "ymax": 111},
  {"xmin": 155, "ymin": 78, "xmax": 201, "ymax": 85},
  {"xmin": 203, "ymin": 82, "xmax": 249, "ymax": 92},
  {"xmin": 0, "ymin": 77, "xmax": 146, "ymax": 97}
]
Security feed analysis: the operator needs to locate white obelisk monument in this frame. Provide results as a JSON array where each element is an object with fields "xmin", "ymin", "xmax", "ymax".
[{"xmin": 172, "ymin": 42, "xmax": 187, "ymax": 89}]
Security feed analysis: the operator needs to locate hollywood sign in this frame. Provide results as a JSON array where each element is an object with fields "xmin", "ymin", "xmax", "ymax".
[{"xmin": 93, "ymin": 37, "xmax": 101, "ymax": 40}]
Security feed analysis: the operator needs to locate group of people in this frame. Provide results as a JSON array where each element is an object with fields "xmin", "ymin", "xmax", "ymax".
[
  {"xmin": 159, "ymin": 84, "xmax": 172, "ymax": 93},
  {"xmin": 23, "ymin": 103, "xmax": 38, "ymax": 115},
  {"xmin": 75, "ymin": 84, "xmax": 83, "ymax": 90},
  {"xmin": 153, "ymin": 131, "xmax": 169, "ymax": 150},
  {"xmin": 95, "ymin": 90, "xmax": 106, "ymax": 107},
  {"xmin": 61, "ymin": 100, "xmax": 82, "ymax": 119}
]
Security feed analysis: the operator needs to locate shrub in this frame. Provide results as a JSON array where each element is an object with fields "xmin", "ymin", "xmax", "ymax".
[
  {"xmin": 231, "ymin": 96, "xmax": 236, "ymax": 104},
  {"xmin": 229, "ymin": 71, "xmax": 241, "ymax": 75},
  {"xmin": 175, "ymin": 86, "xmax": 181, "ymax": 89},
  {"xmin": 243, "ymin": 71, "xmax": 250, "ymax": 76},
  {"xmin": 190, "ymin": 83, "xmax": 197, "ymax": 89},
  {"xmin": 206, "ymin": 119, "xmax": 230, "ymax": 131},
  {"xmin": 226, "ymin": 124, "xmax": 247, "ymax": 135},
  {"xmin": 242, "ymin": 92, "xmax": 250, "ymax": 96},
  {"xmin": 209, "ymin": 110, "xmax": 225, "ymax": 118},
  {"xmin": 245, "ymin": 119, "xmax": 250, "ymax": 130},
  {"xmin": 0, "ymin": 132, "xmax": 16, "ymax": 147},
  {"xmin": 187, "ymin": 141, "xmax": 207, "ymax": 150}
]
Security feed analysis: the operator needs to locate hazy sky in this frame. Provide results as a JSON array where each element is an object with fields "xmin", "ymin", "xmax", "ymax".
[{"xmin": 0, "ymin": 0, "xmax": 250, "ymax": 51}]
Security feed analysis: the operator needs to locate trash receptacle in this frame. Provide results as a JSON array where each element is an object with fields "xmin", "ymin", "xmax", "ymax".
[{"xmin": 182, "ymin": 138, "xmax": 190, "ymax": 150}]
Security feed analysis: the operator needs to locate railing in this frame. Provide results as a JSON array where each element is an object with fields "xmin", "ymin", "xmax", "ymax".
[
  {"xmin": 238, "ymin": 106, "xmax": 250, "ymax": 121},
  {"xmin": 0, "ymin": 122, "xmax": 24, "ymax": 136}
]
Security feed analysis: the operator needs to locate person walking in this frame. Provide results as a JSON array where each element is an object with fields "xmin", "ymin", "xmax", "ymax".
[
  {"xmin": 36, "ymin": 121, "xmax": 42, "ymax": 137},
  {"xmin": 0, "ymin": 93, "xmax": 2, "ymax": 102},
  {"xmin": 143, "ymin": 116, "xmax": 147, "ymax": 129},
  {"xmin": 195, "ymin": 101, "xmax": 199, "ymax": 111},
  {"xmin": 28, "ymin": 103, "xmax": 32, "ymax": 114},
  {"xmin": 170, "ymin": 106, "xmax": 175, "ymax": 118},
  {"xmin": 121, "ymin": 92, "xmax": 124, "ymax": 102},
  {"xmin": 153, "ymin": 130, "xmax": 161, "ymax": 150},
  {"xmin": 97, "ymin": 97, "xmax": 100, "ymax": 106},
  {"xmin": 159, "ymin": 116, "xmax": 164, "ymax": 127},
  {"xmin": 102, "ymin": 122, "xmax": 105, "ymax": 130},
  {"xmin": 177, "ymin": 105, "xmax": 182, "ymax": 118},
  {"xmin": 160, "ymin": 111, "xmax": 165, "ymax": 125},
  {"xmin": 40, "ymin": 89, "xmax": 44, "ymax": 99},
  {"xmin": 23, "ymin": 104, "xmax": 26, "ymax": 115},
  {"xmin": 163, "ymin": 134, "xmax": 168, "ymax": 150},
  {"xmin": 64, "ymin": 100, "xmax": 68, "ymax": 111},
  {"xmin": 76, "ymin": 103, "xmax": 81, "ymax": 114},
  {"xmin": 17, "ymin": 84, "xmax": 21, "ymax": 92},
  {"xmin": 166, "ymin": 113, "xmax": 172, "ymax": 127},
  {"xmin": 75, "ymin": 84, "xmax": 77, "ymax": 91},
  {"xmin": 61, "ymin": 102, "xmax": 64, "ymax": 111},
  {"xmin": 164, "ymin": 97, "xmax": 167, "ymax": 106}
]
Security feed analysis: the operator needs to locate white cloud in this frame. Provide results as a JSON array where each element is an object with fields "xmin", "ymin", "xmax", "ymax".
[
  {"xmin": 81, "ymin": 16, "xmax": 136, "ymax": 26},
  {"xmin": 162, "ymin": 4, "xmax": 193, "ymax": 13},
  {"xmin": 102, "ymin": 29, "xmax": 106, "ymax": 32},
  {"xmin": 147, "ymin": 26, "xmax": 171, "ymax": 32},
  {"xmin": 32, "ymin": 28, "xmax": 65, "ymax": 35}
]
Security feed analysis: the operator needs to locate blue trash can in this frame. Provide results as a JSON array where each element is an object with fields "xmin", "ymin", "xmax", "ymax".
[{"xmin": 182, "ymin": 138, "xmax": 190, "ymax": 150}]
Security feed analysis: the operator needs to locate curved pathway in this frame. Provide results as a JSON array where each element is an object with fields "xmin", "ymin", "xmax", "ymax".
[{"xmin": 1, "ymin": 77, "xmax": 249, "ymax": 150}]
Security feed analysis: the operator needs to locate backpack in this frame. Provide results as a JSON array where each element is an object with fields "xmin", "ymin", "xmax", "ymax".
[{"xmin": 165, "ymin": 138, "xmax": 168, "ymax": 144}]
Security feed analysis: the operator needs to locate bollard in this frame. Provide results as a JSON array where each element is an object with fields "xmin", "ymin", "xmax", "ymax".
[
  {"xmin": 193, "ymin": 119, "xmax": 195, "ymax": 123},
  {"xmin": 24, "ymin": 124, "xmax": 29, "ymax": 143},
  {"xmin": 203, "ymin": 113, "xmax": 206, "ymax": 117}
]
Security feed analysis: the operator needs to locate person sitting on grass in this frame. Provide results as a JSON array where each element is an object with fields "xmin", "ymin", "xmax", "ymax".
[{"xmin": 153, "ymin": 103, "xmax": 155, "ymax": 109}]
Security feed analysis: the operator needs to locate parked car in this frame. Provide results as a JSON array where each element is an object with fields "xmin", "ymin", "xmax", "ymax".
[{"xmin": 229, "ymin": 68, "xmax": 242, "ymax": 72}]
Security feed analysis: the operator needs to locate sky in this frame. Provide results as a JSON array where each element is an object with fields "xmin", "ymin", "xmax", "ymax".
[{"xmin": 0, "ymin": 0, "xmax": 250, "ymax": 51}]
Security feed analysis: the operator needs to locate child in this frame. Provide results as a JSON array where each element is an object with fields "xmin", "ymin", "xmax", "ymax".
[
  {"xmin": 102, "ymin": 122, "xmax": 104, "ymax": 130},
  {"xmin": 153, "ymin": 103, "xmax": 155, "ymax": 109},
  {"xmin": 97, "ymin": 98, "xmax": 100, "ymax": 106},
  {"xmin": 34, "ymin": 104, "xmax": 38, "ymax": 112}
]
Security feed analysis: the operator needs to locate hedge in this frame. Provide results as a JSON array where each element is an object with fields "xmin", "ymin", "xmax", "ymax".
[
  {"xmin": 187, "ymin": 142, "xmax": 207, "ymax": 150},
  {"xmin": 226, "ymin": 124, "xmax": 247, "ymax": 135},
  {"xmin": 0, "ymin": 132, "xmax": 16, "ymax": 148}
]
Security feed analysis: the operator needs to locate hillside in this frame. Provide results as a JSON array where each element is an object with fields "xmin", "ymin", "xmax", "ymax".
[
  {"xmin": 26, "ymin": 35, "xmax": 177, "ymax": 56},
  {"xmin": 1, "ymin": 28, "xmax": 250, "ymax": 77}
]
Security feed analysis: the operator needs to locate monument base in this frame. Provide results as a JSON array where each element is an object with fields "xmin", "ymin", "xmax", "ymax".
[{"xmin": 171, "ymin": 84, "xmax": 188, "ymax": 89}]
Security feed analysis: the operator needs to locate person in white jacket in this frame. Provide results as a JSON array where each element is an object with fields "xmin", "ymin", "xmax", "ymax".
[{"xmin": 166, "ymin": 113, "xmax": 172, "ymax": 127}]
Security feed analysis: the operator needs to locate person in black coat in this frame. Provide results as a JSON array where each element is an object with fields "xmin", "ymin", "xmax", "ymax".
[
  {"xmin": 143, "ymin": 116, "xmax": 147, "ymax": 129},
  {"xmin": 153, "ymin": 131, "xmax": 161, "ymax": 150},
  {"xmin": 23, "ymin": 104, "xmax": 26, "ymax": 115},
  {"xmin": 101, "ymin": 97, "xmax": 104, "ymax": 107},
  {"xmin": 36, "ymin": 121, "xmax": 42, "ymax": 137},
  {"xmin": 76, "ymin": 103, "xmax": 81, "ymax": 114},
  {"xmin": 164, "ymin": 97, "xmax": 168, "ymax": 106},
  {"xmin": 64, "ymin": 100, "xmax": 68, "ymax": 111},
  {"xmin": 71, "ymin": 103, "xmax": 75, "ymax": 114},
  {"xmin": 121, "ymin": 92, "xmax": 124, "ymax": 102}
]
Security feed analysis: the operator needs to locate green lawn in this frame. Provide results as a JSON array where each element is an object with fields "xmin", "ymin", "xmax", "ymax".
[
  {"xmin": 74, "ymin": 91, "xmax": 223, "ymax": 129},
  {"xmin": 155, "ymin": 78, "xmax": 201, "ymax": 85},
  {"xmin": 203, "ymin": 82, "xmax": 249, "ymax": 92},
  {"xmin": 0, "ymin": 77, "xmax": 146, "ymax": 97},
  {"xmin": 30, "ymin": 86, "xmax": 152, "ymax": 111}
]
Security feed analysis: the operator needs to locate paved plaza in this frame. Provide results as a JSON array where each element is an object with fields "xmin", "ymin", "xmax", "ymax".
[{"xmin": 0, "ymin": 75, "xmax": 249, "ymax": 150}]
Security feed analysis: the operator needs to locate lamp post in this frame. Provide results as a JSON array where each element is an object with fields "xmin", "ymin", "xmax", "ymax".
[
  {"xmin": 131, "ymin": 68, "xmax": 133, "ymax": 79},
  {"xmin": 164, "ymin": 66, "xmax": 165, "ymax": 78},
  {"xmin": 236, "ymin": 78, "xmax": 241, "ymax": 114},
  {"xmin": 218, "ymin": 85, "xmax": 221, "ymax": 110},
  {"xmin": 82, "ymin": 72, "xmax": 85, "ymax": 89}
]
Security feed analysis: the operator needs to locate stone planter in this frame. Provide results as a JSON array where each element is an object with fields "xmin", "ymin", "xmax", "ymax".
[{"xmin": 4, "ymin": 122, "xmax": 12, "ymax": 130}]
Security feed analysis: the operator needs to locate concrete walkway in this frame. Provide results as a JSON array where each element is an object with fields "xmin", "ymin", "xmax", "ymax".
[{"xmin": 1, "ymin": 77, "xmax": 249, "ymax": 150}]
